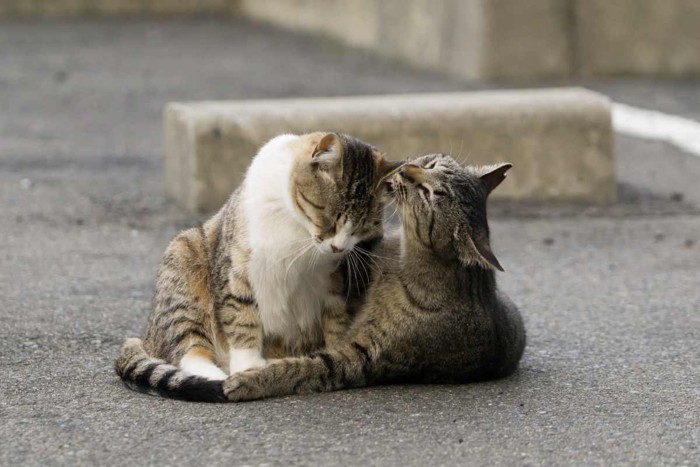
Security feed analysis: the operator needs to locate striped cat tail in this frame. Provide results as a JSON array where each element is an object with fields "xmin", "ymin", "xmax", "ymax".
[{"xmin": 114, "ymin": 338, "xmax": 226, "ymax": 403}]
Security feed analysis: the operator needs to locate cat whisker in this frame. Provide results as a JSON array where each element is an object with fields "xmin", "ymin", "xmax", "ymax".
[
  {"xmin": 278, "ymin": 239, "xmax": 315, "ymax": 264},
  {"xmin": 348, "ymin": 250, "xmax": 365, "ymax": 295},
  {"xmin": 286, "ymin": 238, "xmax": 318, "ymax": 246},
  {"xmin": 349, "ymin": 249, "xmax": 370, "ymax": 288},
  {"xmin": 284, "ymin": 242, "xmax": 314, "ymax": 282},
  {"xmin": 354, "ymin": 245, "xmax": 400, "ymax": 263},
  {"xmin": 310, "ymin": 247, "xmax": 320, "ymax": 272},
  {"xmin": 352, "ymin": 253, "xmax": 367, "ymax": 289},
  {"xmin": 353, "ymin": 246, "xmax": 382, "ymax": 266},
  {"xmin": 280, "ymin": 236, "xmax": 315, "ymax": 251},
  {"xmin": 358, "ymin": 249, "xmax": 379, "ymax": 286},
  {"xmin": 345, "ymin": 254, "xmax": 353, "ymax": 301},
  {"xmin": 353, "ymin": 248, "xmax": 383, "ymax": 272}
]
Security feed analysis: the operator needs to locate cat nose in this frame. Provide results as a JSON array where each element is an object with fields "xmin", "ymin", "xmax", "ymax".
[{"xmin": 331, "ymin": 245, "xmax": 344, "ymax": 254}]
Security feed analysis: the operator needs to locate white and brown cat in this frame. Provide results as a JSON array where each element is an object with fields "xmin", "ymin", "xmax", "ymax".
[{"xmin": 115, "ymin": 132, "xmax": 400, "ymax": 401}]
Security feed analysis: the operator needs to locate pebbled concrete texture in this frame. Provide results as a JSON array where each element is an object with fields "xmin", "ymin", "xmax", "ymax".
[
  {"xmin": 0, "ymin": 20, "xmax": 699, "ymax": 466},
  {"xmin": 165, "ymin": 88, "xmax": 614, "ymax": 212}
]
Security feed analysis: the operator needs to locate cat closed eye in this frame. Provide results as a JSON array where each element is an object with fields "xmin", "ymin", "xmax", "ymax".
[
  {"xmin": 418, "ymin": 184, "xmax": 445, "ymax": 199},
  {"xmin": 418, "ymin": 185, "xmax": 447, "ymax": 205}
]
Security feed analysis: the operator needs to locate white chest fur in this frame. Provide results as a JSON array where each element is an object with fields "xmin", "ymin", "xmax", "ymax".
[{"xmin": 241, "ymin": 135, "xmax": 337, "ymax": 344}]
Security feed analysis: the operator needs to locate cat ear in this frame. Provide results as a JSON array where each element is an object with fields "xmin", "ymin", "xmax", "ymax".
[
  {"xmin": 378, "ymin": 158, "xmax": 405, "ymax": 178},
  {"xmin": 311, "ymin": 133, "xmax": 341, "ymax": 166},
  {"xmin": 454, "ymin": 226, "xmax": 504, "ymax": 271},
  {"xmin": 479, "ymin": 163, "xmax": 512, "ymax": 195},
  {"xmin": 375, "ymin": 156, "xmax": 405, "ymax": 187}
]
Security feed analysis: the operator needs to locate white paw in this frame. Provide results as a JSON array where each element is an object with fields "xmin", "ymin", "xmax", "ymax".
[
  {"xmin": 229, "ymin": 348, "xmax": 266, "ymax": 375},
  {"xmin": 196, "ymin": 365, "xmax": 229, "ymax": 380},
  {"xmin": 179, "ymin": 355, "xmax": 228, "ymax": 381}
]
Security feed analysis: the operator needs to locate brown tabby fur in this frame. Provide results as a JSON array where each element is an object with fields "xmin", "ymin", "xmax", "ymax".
[{"xmin": 115, "ymin": 133, "xmax": 400, "ymax": 401}]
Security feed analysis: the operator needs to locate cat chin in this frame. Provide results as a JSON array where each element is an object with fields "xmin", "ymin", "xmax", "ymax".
[
  {"xmin": 319, "ymin": 247, "xmax": 347, "ymax": 259},
  {"xmin": 318, "ymin": 242, "xmax": 354, "ymax": 257}
]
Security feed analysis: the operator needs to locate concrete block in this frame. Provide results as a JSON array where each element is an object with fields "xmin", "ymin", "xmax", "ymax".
[
  {"xmin": 477, "ymin": 0, "xmax": 571, "ymax": 79},
  {"xmin": 165, "ymin": 88, "xmax": 614, "ymax": 213},
  {"xmin": 379, "ymin": 0, "xmax": 572, "ymax": 79},
  {"xmin": 0, "ymin": 0, "xmax": 238, "ymax": 17},
  {"xmin": 238, "ymin": 0, "xmax": 379, "ymax": 49},
  {"xmin": 375, "ymin": 0, "xmax": 450, "ymax": 71},
  {"xmin": 237, "ymin": 0, "xmax": 572, "ymax": 80},
  {"xmin": 575, "ymin": 0, "xmax": 700, "ymax": 76}
]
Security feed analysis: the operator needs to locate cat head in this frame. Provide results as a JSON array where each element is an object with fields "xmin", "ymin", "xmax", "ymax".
[
  {"xmin": 388, "ymin": 153, "xmax": 511, "ymax": 271},
  {"xmin": 290, "ymin": 132, "xmax": 402, "ymax": 255}
]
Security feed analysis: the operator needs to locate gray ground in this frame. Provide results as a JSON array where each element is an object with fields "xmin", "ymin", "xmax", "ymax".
[{"xmin": 1, "ymin": 19, "xmax": 698, "ymax": 466}]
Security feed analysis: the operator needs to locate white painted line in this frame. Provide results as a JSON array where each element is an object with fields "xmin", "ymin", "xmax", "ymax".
[{"xmin": 612, "ymin": 102, "xmax": 700, "ymax": 157}]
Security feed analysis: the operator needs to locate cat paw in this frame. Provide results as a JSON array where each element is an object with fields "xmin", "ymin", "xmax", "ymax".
[
  {"xmin": 222, "ymin": 371, "xmax": 261, "ymax": 402},
  {"xmin": 229, "ymin": 349, "xmax": 266, "ymax": 375}
]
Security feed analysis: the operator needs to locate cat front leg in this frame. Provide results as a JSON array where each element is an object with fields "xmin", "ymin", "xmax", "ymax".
[
  {"xmin": 229, "ymin": 347, "xmax": 266, "ymax": 374},
  {"xmin": 223, "ymin": 343, "xmax": 371, "ymax": 401},
  {"xmin": 321, "ymin": 294, "xmax": 352, "ymax": 350},
  {"xmin": 223, "ymin": 357, "xmax": 312, "ymax": 401},
  {"xmin": 217, "ymin": 281, "xmax": 266, "ymax": 375}
]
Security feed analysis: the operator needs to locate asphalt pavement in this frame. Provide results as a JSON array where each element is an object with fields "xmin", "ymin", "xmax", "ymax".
[{"xmin": 0, "ymin": 19, "xmax": 698, "ymax": 466}]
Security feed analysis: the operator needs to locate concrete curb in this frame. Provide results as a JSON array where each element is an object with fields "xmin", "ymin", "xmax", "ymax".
[{"xmin": 165, "ymin": 88, "xmax": 614, "ymax": 213}]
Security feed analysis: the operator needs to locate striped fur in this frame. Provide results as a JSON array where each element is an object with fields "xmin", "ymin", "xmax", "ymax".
[
  {"xmin": 115, "ymin": 133, "xmax": 398, "ymax": 401},
  {"xmin": 115, "ymin": 338, "xmax": 226, "ymax": 402},
  {"xmin": 223, "ymin": 155, "xmax": 526, "ymax": 402}
]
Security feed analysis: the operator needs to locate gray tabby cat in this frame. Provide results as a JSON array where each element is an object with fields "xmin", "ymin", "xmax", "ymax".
[{"xmin": 222, "ymin": 154, "xmax": 526, "ymax": 401}]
